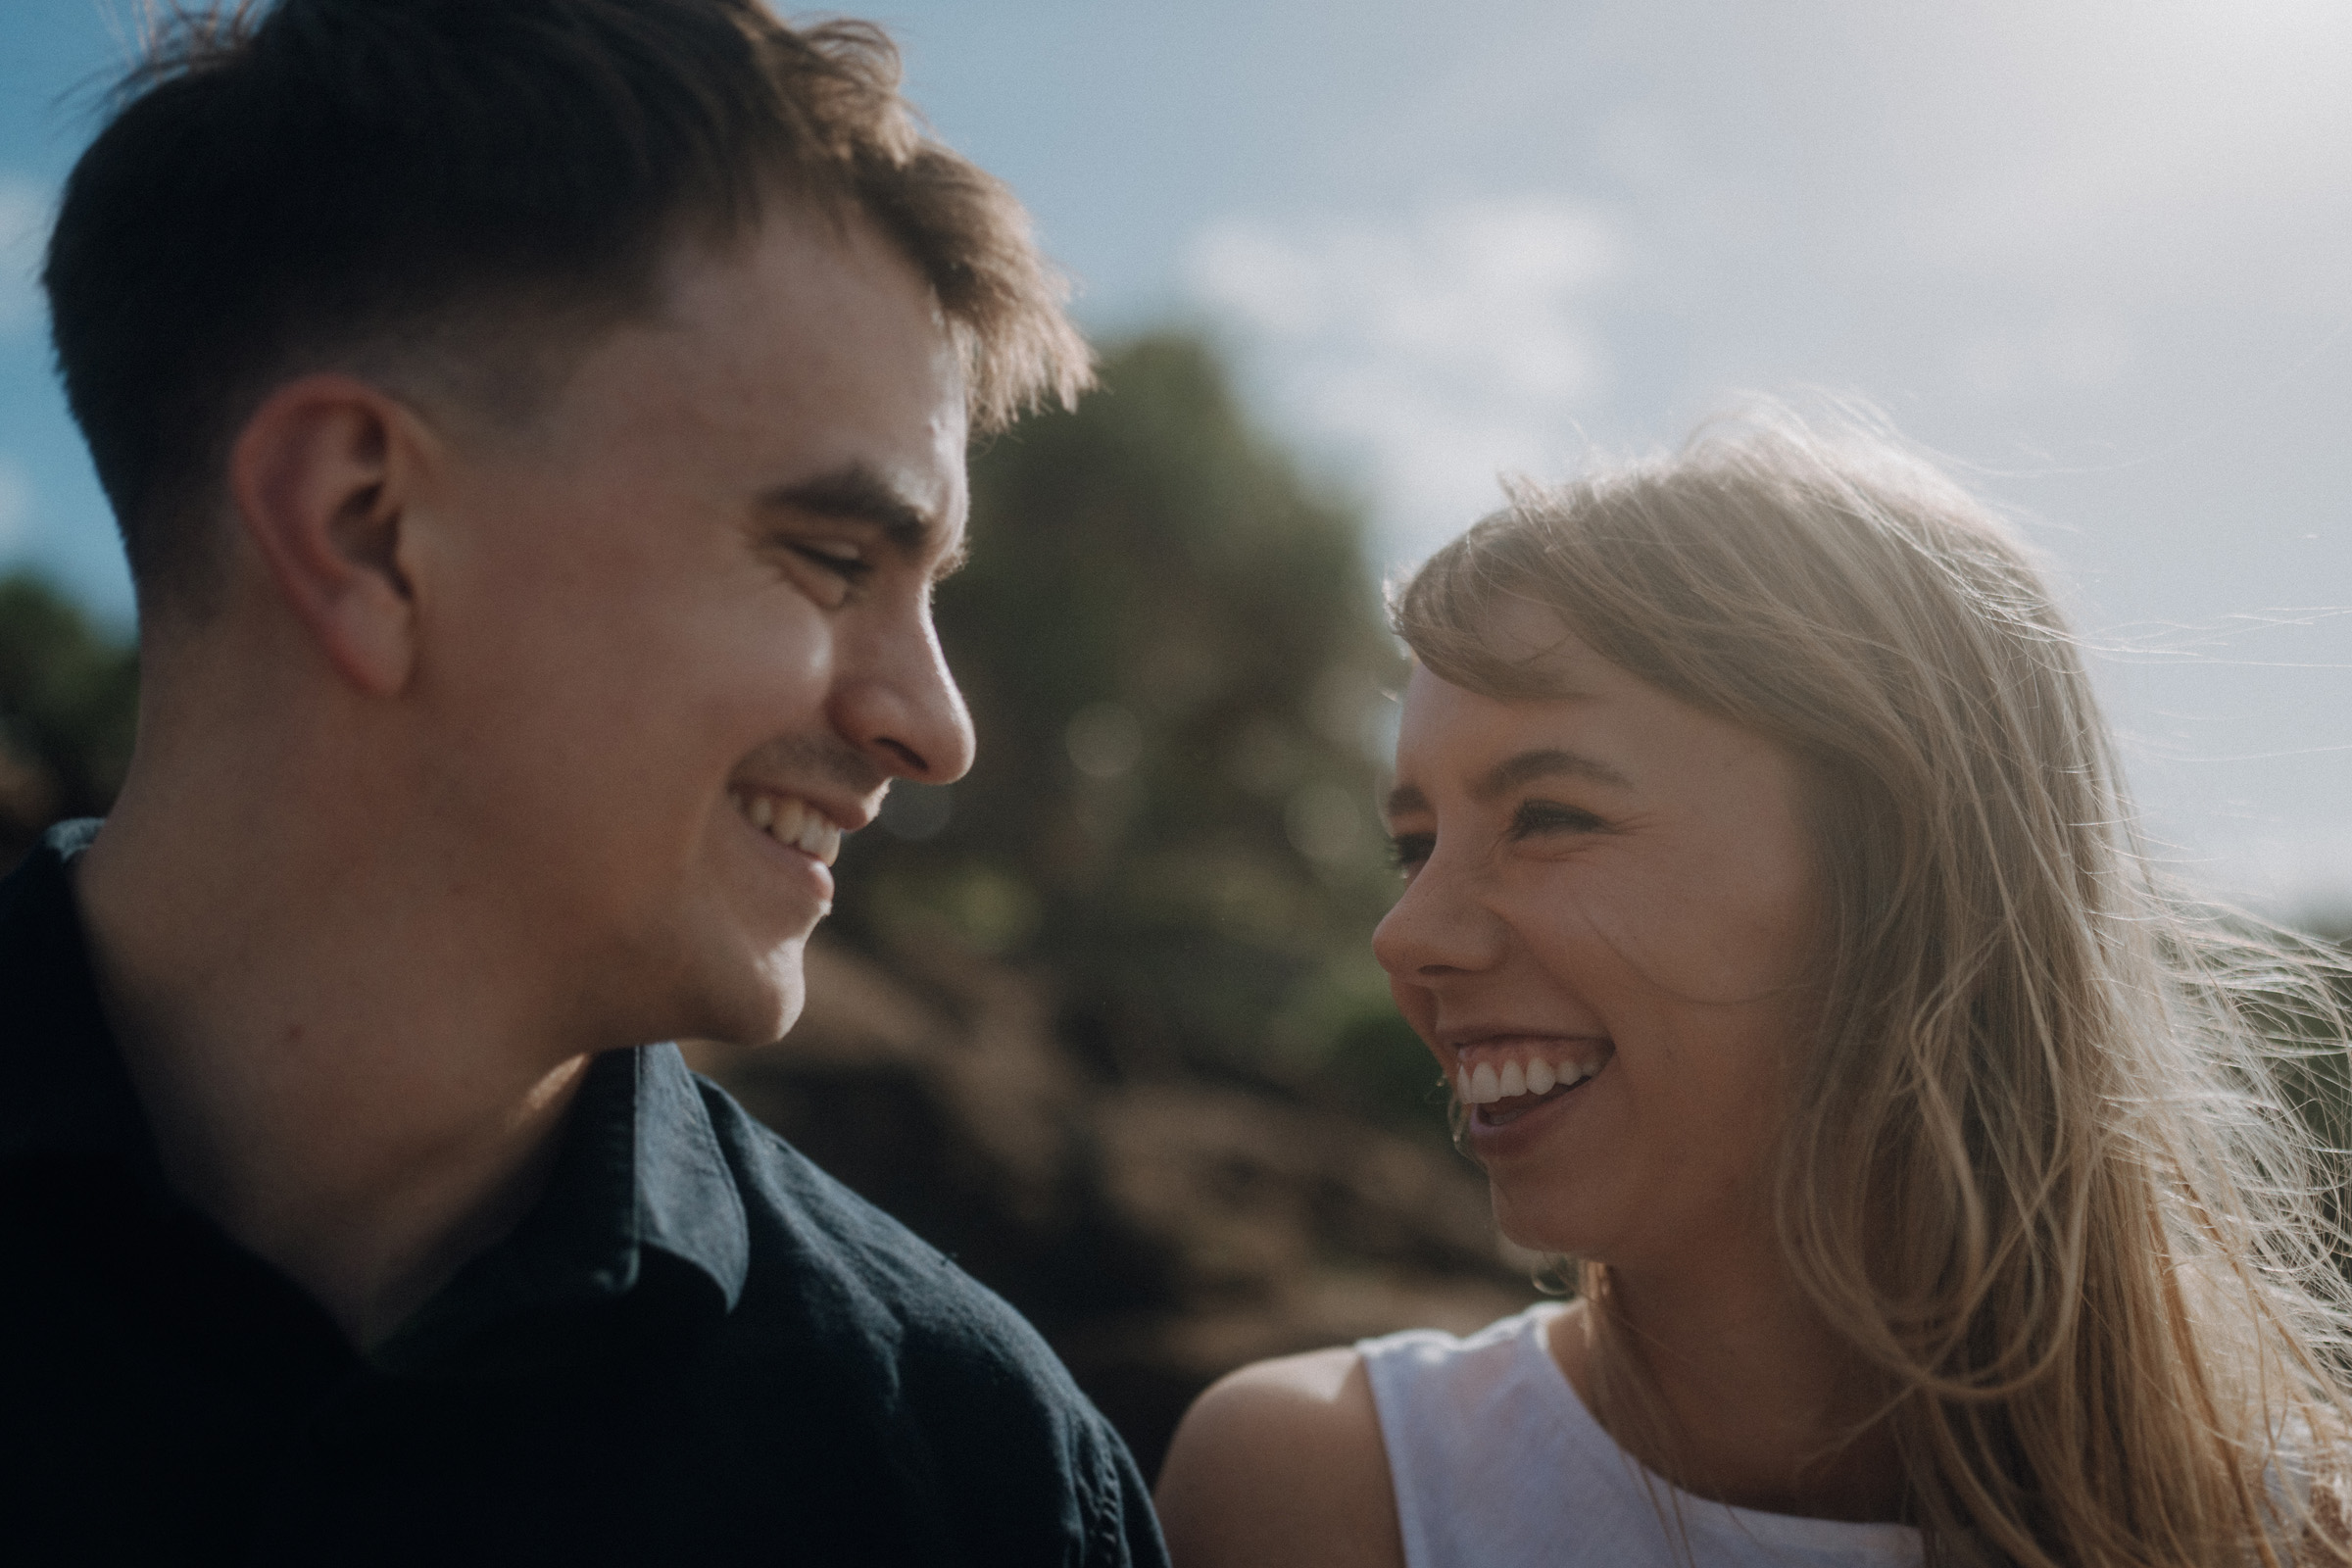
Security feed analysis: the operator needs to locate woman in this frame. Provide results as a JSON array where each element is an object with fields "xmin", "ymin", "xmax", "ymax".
[{"xmin": 1153, "ymin": 418, "xmax": 2352, "ymax": 1566}]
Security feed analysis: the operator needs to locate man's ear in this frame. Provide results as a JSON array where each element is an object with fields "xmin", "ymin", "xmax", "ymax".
[{"xmin": 226, "ymin": 373, "xmax": 433, "ymax": 696}]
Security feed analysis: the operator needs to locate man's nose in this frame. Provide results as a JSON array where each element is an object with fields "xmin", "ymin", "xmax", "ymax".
[{"xmin": 828, "ymin": 606, "xmax": 977, "ymax": 786}]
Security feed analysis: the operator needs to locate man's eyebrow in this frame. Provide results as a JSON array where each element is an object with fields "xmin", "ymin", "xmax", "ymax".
[
  {"xmin": 1470, "ymin": 748, "xmax": 1633, "ymax": 802},
  {"xmin": 760, "ymin": 463, "xmax": 964, "ymax": 577}
]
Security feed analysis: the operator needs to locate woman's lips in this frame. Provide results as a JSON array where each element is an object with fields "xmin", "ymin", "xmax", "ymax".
[
  {"xmin": 1475, "ymin": 1076, "xmax": 1583, "ymax": 1127},
  {"xmin": 1449, "ymin": 1038, "xmax": 1615, "ymax": 1151},
  {"xmin": 1451, "ymin": 1038, "xmax": 1614, "ymax": 1106}
]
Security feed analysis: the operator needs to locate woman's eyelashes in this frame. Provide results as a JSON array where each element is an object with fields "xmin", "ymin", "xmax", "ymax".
[
  {"xmin": 1387, "ymin": 800, "xmax": 1603, "ymax": 873},
  {"xmin": 1508, "ymin": 799, "xmax": 1607, "ymax": 840},
  {"xmin": 1388, "ymin": 831, "xmax": 1436, "ymax": 872}
]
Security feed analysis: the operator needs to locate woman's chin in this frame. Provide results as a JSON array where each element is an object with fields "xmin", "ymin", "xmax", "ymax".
[{"xmin": 1487, "ymin": 1189, "xmax": 1594, "ymax": 1260}]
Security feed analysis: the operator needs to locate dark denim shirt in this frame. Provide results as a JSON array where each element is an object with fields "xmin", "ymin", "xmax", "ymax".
[{"xmin": 0, "ymin": 822, "xmax": 1166, "ymax": 1566}]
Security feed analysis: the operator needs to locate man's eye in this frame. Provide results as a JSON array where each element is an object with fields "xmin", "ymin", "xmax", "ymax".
[
  {"xmin": 1508, "ymin": 801, "xmax": 1605, "ymax": 839},
  {"xmin": 791, "ymin": 543, "xmax": 871, "ymax": 582},
  {"xmin": 1388, "ymin": 832, "xmax": 1435, "ymax": 872}
]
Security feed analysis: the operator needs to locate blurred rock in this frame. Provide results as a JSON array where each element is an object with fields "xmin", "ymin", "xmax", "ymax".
[{"xmin": 683, "ymin": 930, "xmax": 1540, "ymax": 1479}]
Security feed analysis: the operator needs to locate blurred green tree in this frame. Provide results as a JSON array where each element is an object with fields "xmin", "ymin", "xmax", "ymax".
[
  {"xmin": 0, "ymin": 571, "xmax": 139, "ymax": 867},
  {"xmin": 830, "ymin": 334, "xmax": 1440, "ymax": 1129}
]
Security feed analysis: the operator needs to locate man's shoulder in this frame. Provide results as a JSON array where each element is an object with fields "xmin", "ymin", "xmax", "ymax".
[
  {"xmin": 685, "ymin": 1072, "xmax": 1168, "ymax": 1565},
  {"xmin": 0, "ymin": 822, "xmax": 94, "ymax": 956},
  {"xmin": 686, "ymin": 1069, "xmax": 1087, "ymax": 1404}
]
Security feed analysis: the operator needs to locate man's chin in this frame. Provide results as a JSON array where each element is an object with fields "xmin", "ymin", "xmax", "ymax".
[
  {"xmin": 764, "ymin": 982, "xmax": 808, "ymax": 1046},
  {"xmin": 680, "ymin": 941, "xmax": 808, "ymax": 1051},
  {"xmin": 746, "ymin": 945, "xmax": 809, "ymax": 1046}
]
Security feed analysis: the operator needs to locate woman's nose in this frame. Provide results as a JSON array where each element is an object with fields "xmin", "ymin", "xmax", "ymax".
[{"xmin": 1372, "ymin": 852, "xmax": 1505, "ymax": 980}]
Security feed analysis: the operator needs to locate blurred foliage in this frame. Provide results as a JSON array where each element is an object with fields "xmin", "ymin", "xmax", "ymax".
[
  {"xmin": 829, "ymin": 334, "xmax": 1443, "ymax": 1132},
  {"xmin": 0, "ymin": 338, "xmax": 1446, "ymax": 1134},
  {"xmin": 0, "ymin": 571, "xmax": 139, "ymax": 867},
  {"xmin": 15, "ymin": 334, "xmax": 2332, "ymax": 1155}
]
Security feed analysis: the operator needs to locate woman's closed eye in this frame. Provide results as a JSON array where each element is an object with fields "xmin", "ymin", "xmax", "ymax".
[
  {"xmin": 1388, "ymin": 831, "xmax": 1436, "ymax": 873},
  {"xmin": 1387, "ymin": 803, "xmax": 1603, "ymax": 873},
  {"xmin": 1508, "ymin": 800, "xmax": 1607, "ymax": 840}
]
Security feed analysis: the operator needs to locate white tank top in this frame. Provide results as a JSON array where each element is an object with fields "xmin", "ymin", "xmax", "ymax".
[{"xmin": 1357, "ymin": 1304, "xmax": 1925, "ymax": 1568}]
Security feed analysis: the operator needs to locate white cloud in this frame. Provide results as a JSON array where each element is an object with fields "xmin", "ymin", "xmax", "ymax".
[
  {"xmin": 1187, "ymin": 196, "xmax": 1627, "ymax": 560},
  {"xmin": 0, "ymin": 456, "xmax": 29, "ymax": 553},
  {"xmin": 1951, "ymin": 318, "xmax": 2134, "ymax": 402},
  {"xmin": 1895, "ymin": 1, "xmax": 2352, "ymax": 304},
  {"xmin": 0, "ymin": 174, "xmax": 51, "ymax": 336},
  {"xmin": 2160, "ymin": 820, "xmax": 2352, "ymax": 924}
]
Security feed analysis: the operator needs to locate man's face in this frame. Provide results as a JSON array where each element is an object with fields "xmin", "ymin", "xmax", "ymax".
[{"xmin": 409, "ymin": 205, "xmax": 974, "ymax": 1053}]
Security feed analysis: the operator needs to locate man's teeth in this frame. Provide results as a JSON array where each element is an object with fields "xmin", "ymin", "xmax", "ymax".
[
  {"xmin": 1455, "ymin": 1050, "xmax": 1606, "ymax": 1105},
  {"xmin": 731, "ymin": 791, "xmax": 843, "ymax": 866}
]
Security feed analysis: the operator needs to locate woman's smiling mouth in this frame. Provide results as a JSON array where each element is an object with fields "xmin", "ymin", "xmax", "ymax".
[{"xmin": 1450, "ymin": 1038, "xmax": 1615, "ymax": 1127}]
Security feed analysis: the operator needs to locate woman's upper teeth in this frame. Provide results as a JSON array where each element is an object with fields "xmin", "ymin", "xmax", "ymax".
[
  {"xmin": 732, "ymin": 790, "xmax": 843, "ymax": 865},
  {"xmin": 1455, "ymin": 1047, "xmax": 1608, "ymax": 1104}
]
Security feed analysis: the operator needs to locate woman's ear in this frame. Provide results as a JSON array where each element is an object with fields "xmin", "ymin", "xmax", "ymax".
[{"xmin": 225, "ymin": 372, "xmax": 430, "ymax": 696}]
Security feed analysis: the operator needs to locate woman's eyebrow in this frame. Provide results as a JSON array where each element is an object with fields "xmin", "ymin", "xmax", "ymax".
[
  {"xmin": 1470, "ymin": 748, "xmax": 1632, "ymax": 801},
  {"xmin": 1383, "ymin": 749, "xmax": 1633, "ymax": 822}
]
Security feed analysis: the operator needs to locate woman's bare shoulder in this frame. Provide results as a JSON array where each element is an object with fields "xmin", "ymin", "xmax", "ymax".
[{"xmin": 1154, "ymin": 1347, "xmax": 1405, "ymax": 1568}]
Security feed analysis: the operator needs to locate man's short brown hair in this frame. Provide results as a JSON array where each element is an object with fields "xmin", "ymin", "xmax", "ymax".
[{"xmin": 43, "ymin": 0, "xmax": 1092, "ymax": 614}]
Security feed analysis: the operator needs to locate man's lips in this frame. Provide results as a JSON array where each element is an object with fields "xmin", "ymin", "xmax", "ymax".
[{"xmin": 727, "ymin": 788, "xmax": 851, "ymax": 865}]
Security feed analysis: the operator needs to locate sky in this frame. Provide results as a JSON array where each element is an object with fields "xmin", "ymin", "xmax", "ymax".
[{"xmin": 2, "ymin": 0, "xmax": 2348, "ymax": 915}]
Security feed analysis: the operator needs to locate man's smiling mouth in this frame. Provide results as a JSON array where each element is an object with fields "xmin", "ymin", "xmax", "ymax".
[{"xmin": 730, "ymin": 790, "xmax": 844, "ymax": 865}]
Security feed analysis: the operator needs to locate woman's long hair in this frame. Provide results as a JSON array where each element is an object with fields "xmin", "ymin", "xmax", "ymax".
[{"xmin": 1393, "ymin": 414, "xmax": 2352, "ymax": 1566}]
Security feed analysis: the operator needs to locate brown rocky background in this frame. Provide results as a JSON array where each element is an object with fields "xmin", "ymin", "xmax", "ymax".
[
  {"xmin": 0, "ymin": 334, "xmax": 1546, "ymax": 1481},
  {"xmin": 684, "ymin": 934, "xmax": 1537, "ymax": 1478},
  {"xmin": 735, "ymin": 335, "xmax": 1553, "ymax": 1474},
  {"xmin": 9, "ymin": 334, "xmax": 2346, "ymax": 1483}
]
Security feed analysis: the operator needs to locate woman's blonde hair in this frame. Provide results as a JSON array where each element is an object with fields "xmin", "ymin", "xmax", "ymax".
[{"xmin": 1393, "ymin": 414, "xmax": 2352, "ymax": 1566}]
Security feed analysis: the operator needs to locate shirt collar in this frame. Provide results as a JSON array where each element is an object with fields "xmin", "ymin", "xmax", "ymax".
[
  {"xmin": 0, "ymin": 820, "xmax": 163, "ymax": 1180},
  {"xmin": 0, "ymin": 819, "xmax": 752, "ymax": 1369},
  {"xmin": 372, "ymin": 1039, "xmax": 752, "ymax": 1371}
]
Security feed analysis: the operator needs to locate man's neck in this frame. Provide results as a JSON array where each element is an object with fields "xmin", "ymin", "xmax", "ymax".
[{"xmin": 72, "ymin": 760, "xmax": 598, "ymax": 1348}]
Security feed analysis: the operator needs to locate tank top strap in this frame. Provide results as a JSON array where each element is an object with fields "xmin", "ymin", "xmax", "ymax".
[{"xmin": 1356, "ymin": 1304, "xmax": 1925, "ymax": 1568}]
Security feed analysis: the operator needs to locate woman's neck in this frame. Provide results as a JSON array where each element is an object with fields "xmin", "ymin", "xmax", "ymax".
[{"xmin": 1548, "ymin": 1258, "xmax": 1910, "ymax": 1524}]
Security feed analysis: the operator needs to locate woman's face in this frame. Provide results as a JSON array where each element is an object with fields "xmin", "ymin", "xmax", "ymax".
[{"xmin": 1374, "ymin": 608, "xmax": 1824, "ymax": 1271}]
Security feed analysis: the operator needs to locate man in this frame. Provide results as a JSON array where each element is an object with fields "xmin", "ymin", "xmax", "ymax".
[{"xmin": 2, "ymin": 1, "xmax": 1165, "ymax": 1562}]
